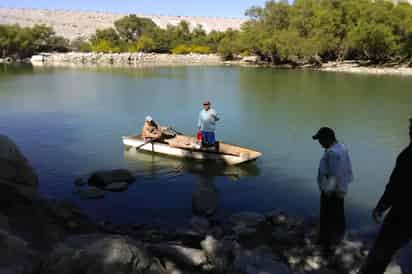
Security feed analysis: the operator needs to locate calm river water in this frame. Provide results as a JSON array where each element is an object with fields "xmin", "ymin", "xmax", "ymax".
[{"xmin": 1, "ymin": 64, "xmax": 411, "ymax": 231}]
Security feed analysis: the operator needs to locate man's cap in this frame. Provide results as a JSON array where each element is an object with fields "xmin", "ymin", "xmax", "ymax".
[
  {"xmin": 203, "ymin": 100, "xmax": 211, "ymax": 105},
  {"xmin": 145, "ymin": 115, "xmax": 153, "ymax": 122},
  {"xmin": 312, "ymin": 127, "xmax": 336, "ymax": 140}
]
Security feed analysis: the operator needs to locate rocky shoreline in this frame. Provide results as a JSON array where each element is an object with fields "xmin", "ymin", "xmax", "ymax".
[
  {"xmin": 1, "ymin": 133, "xmax": 409, "ymax": 274},
  {"xmin": 318, "ymin": 61, "xmax": 412, "ymax": 76},
  {"xmin": 21, "ymin": 52, "xmax": 412, "ymax": 76},
  {"xmin": 29, "ymin": 52, "xmax": 223, "ymax": 67},
  {"xmin": 227, "ymin": 58, "xmax": 412, "ymax": 76}
]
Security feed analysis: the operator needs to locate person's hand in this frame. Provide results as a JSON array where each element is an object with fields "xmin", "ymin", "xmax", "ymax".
[{"xmin": 373, "ymin": 208, "xmax": 384, "ymax": 224}]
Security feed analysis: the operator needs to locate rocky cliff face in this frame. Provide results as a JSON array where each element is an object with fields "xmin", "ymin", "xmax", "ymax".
[{"xmin": 0, "ymin": 8, "xmax": 246, "ymax": 41}]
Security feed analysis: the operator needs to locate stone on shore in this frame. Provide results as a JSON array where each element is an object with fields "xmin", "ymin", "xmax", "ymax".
[
  {"xmin": 0, "ymin": 229, "xmax": 40, "ymax": 274},
  {"xmin": 42, "ymin": 236, "xmax": 151, "ymax": 274},
  {"xmin": 201, "ymin": 236, "xmax": 233, "ymax": 272},
  {"xmin": 234, "ymin": 245, "xmax": 293, "ymax": 274},
  {"xmin": 88, "ymin": 169, "xmax": 135, "ymax": 187},
  {"xmin": 148, "ymin": 244, "xmax": 207, "ymax": 267},
  {"xmin": 0, "ymin": 134, "xmax": 38, "ymax": 188}
]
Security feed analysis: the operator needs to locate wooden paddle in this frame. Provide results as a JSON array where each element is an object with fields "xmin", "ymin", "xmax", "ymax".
[
  {"xmin": 136, "ymin": 137, "xmax": 161, "ymax": 150},
  {"xmin": 166, "ymin": 126, "xmax": 183, "ymax": 135}
]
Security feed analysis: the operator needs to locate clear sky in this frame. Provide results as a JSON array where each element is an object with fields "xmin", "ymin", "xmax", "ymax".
[{"xmin": 1, "ymin": 0, "xmax": 268, "ymax": 17}]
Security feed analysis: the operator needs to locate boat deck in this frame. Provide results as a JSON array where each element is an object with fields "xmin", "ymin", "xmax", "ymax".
[{"xmin": 123, "ymin": 134, "xmax": 262, "ymax": 165}]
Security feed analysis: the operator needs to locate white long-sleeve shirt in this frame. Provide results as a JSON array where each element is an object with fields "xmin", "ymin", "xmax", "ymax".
[
  {"xmin": 197, "ymin": 109, "xmax": 219, "ymax": 132},
  {"xmin": 317, "ymin": 142, "xmax": 354, "ymax": 195}
]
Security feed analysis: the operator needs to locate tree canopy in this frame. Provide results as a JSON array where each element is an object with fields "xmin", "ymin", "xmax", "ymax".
[
  {"xmin": 2, "ymin": 1, "xmax": 412, "ymax": 64},
  {"xmin": 0, "ymin": 24, "xmax": 69, "ymax": 58}
]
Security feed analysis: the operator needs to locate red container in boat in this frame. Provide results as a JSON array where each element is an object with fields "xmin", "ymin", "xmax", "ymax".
[{"xmin": 197, "ymin": 131, "xmax": 202, "ymax": 141}]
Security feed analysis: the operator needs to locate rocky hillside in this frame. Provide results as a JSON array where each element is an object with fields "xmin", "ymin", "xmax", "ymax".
[{"xmin": 0, "ymin": 8, "xmax": 246, "ymax": 41}]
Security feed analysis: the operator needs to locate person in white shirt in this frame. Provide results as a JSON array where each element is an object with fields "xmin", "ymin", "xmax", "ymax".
[
  {"xmin": 197, "ymin": 101, "xmax": 219, "ymax": 149},
  {"xmin": 313, "ymin": 127, "xmax": 354, "ymax": 253}
]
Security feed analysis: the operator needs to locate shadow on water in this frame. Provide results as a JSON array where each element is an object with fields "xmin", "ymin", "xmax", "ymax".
[
  {"xmin": 0, "ymin": 63, "xmax": 34, "ymax": 76},
  {"xmin": 123, "ymin": 147, "xmax": 262, "ymax": 219},
  {"xmin": 123, "ymin": 147, "xmax": 261, "ymax": 180}
]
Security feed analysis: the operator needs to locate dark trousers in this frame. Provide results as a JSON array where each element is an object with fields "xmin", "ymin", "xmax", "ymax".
[
  {"xmin": 319, "ymin": 192, "xmax": 346, "ymax": 249},
  {"xmin": 360, "ymin": 211, "xmax": 412, "ymax": 274}
]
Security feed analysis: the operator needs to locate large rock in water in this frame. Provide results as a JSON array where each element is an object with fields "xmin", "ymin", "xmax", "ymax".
[
  {"xmin": 88, "ymin": 169, "xmax": 135, "ymax": 187},
  {"xmin": 41, "ymin": 236, "xmax": 151, "ymax": 274},
  {"xmin": 192, "ymin": 180, "xmax": 219, "ymax": 216},
  {"xmin": 0, "ymin": 135, "xmax": 38, "ymax": 188},
  {"xmin": 229, "ymin": 212, "xmax": 265, "ymax": 227}
]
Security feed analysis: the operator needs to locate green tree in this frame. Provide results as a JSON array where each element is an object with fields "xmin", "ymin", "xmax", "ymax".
[
  {"xmin": 0, "ymin": 24, "xmax": 68, "ymax": 58},
  {"xmin": 191, "ymin": 25, "xmax": 207, "ymax": 45},
  {"xmin": 114, "ymin": 15, "xmax": 158, "ymax": 42},
  {"xmin": 91, "ymin": 39, "xmax": 121, "ymax": 53},
  {"xmin": 70, "ymin": 37, "xmax": 92, "ymax": 52},
  {"xmin": 205, "ymin": 31, "xmax": 226, "ymax": 52},
  {"xmin": 392, "ymin": 2, "xmax": 412, "ymax": 58},
  {"xmin": 129, "ymin": 35, "xmax": 155, "ymax": 52},
  {"xmin": 171, "ymin": 44, "xmax": 192, "ymax": 54},
  {"xmin": 90, "ymin": 28, "xmax": 120, "ymax": 45},
  {"xmin": 29, "ymin": 24, "xmax": 56, "ymax": 52},
  {"xmin": 217, "ymin": 29, "xmax": 241, "ymax": 60},
  {"xmin": 347, "ymin": 21, "xmax": 399, "ymax": 62}
]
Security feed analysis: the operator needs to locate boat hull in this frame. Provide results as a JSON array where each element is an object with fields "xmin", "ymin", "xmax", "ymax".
[{"xmin": 122, "ymin": 136, "xmax": 261, "ymax": 165}]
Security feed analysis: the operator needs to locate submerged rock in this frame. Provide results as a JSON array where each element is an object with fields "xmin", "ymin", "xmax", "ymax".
[
  {"xmin": 79, "ymin": 187, "xmax": 105, "ymax": 199},
  {"xmin": 192, "ymin": 185, "xmax": 218, "ymax": 217},
  {"xmin": 73, "ymin": 177, "xmax": 85, "ymax": 186},
  {"xmin": 229, "ymin": 212, "xmax": 265, "ymax": 227},
  {"xmin": 88, "ymin": 169, "xmax": 135, "ymax": 187},
  {"xmin": 104, "ymin": 182, "xmax": 129, "ymax": 192},
  {"xmin": 190, "ymin": 216, "xmax": 210, "ymax": 234}
]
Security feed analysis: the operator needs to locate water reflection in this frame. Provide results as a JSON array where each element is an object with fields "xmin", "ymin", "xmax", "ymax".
[
  {"xmin": 192, "ymin": 174, "xmax": 219, "ymax": 216},
  {"xmin": 0, "ymin": 63, "xmax": 34, "ymax": 76},
  {"xmin": 123, "ymin": 147, "xmax": 261, "ymax": 179},
  {"xmin": 123, "ymin": 147, "xmax": 261, "ymax": 217}
]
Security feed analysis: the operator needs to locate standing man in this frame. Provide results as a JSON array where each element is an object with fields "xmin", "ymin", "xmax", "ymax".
[
  {"xmin": 312, "ymin": 127, "xmax": 354, "ymax": 253},
  {"xmin": 359, "ymin": 118, "xmax": 412, "ymax": 274},
  {"xmin": 197, "ymin": 101, "xmax": 219, "ymax": 149}
]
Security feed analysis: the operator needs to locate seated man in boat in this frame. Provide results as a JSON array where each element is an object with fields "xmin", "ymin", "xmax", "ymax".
[
  {"xmin": 197, "ymin": 101, "xmax": 220, "ymax": 150},
  {"xmin": 142, "ymin": 116, "xmax": 163, "ymax": 141}
]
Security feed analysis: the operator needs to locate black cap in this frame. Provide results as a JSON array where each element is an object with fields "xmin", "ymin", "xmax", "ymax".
[{"xmin": 312, "ymin": 127, "xmax": 336, "ymax": 140}]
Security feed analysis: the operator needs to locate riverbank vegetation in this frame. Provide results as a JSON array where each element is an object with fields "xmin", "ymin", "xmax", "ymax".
[
  {"xmin": 238, "ymin": 0, "xmax": 412, "ymax": 64},
  {"xmin": 1, "ymin": 0, "xmax": 412, "ymax": 65},
  {"xmin": 81, "ymin": 15, "xmax": 222, "ymax": 55},
  {"xmin": 0, "ymin": 24, "xmax": 68, "ymax": 58}
]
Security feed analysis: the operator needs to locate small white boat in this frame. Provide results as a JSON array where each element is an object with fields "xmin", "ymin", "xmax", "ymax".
[{"xmin": 122, "ymin": 134, "xmax": 262, "ymax": 165}]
